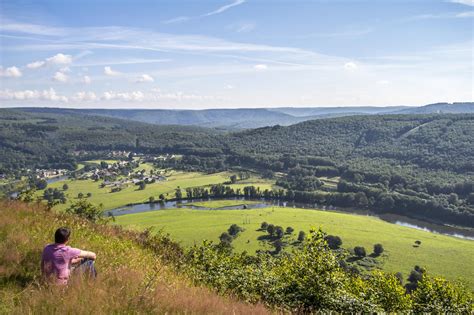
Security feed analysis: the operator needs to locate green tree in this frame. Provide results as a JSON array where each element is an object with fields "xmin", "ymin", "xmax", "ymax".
[
  {"xmin": 354, "ymin": 246, "xmax": 366, "ymax": 257},
  {"xmin": 286, "ymin": 226, "xmax": 294, "ymax": 234},
  {"xmin": 324, "ymin": 235, "xmax": 342, "ymax": 250},
  {"xmin": 261, "ymin": 222, "xmax": 269, "ymax": 230},
  {"xmin": 175, "ymin": 187, "xmax": 182, "ymax": 199},
  {"xmin": 297, "ymin": 231, "xmax": 306, "ymax": 242},
  {"xmin": 373, "ymin": 243, "xmax": 384, "ymax": 256},
  {"xmin": 62, "ymin": 183, "xmax": 69, "ymax": 191},
  {"xmin": 66, "ymin": 198, "xmax": 103, "ymax": 222}
]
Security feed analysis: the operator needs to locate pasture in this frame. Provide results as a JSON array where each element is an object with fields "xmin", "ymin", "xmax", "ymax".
[{"xmin": 115, "ymin": 205, "xmax": 474, "ymax": 289}]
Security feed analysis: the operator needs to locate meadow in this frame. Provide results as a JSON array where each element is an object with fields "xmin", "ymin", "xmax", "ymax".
[
  {"xmin": 115, "ymin": 205, "xmax": 474, "ymax": 290},
  {"xmin": 38, "ymin": 165, "xmax": 276, "ymax": 211}
]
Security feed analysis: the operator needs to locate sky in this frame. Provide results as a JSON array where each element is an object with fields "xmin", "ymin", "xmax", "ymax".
[{"xmin": 0, "ymin": 0, "xmax": 473, "ymax": 109}]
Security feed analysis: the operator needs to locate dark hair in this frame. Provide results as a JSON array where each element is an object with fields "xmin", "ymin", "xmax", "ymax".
[{"xmin": 54, "ymin": 227, "xmax": 71, "ymax": 244}]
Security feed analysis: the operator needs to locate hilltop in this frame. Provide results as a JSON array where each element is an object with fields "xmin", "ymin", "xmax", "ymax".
[
  {"xmin": 0, "ymin": 200, "xmax": 267, "ymax": 314},
  {"xmin": 6, "ymin": 102, "xmax": 473, "ymax": 129}
]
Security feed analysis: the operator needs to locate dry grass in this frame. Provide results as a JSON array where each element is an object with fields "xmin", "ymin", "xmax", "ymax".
[{"xmin": 0, "ymin": 200, "xmax": 269, "ymax": 314}]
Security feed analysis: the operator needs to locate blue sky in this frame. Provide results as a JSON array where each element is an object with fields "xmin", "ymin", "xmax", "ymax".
[{"xmin": 0, "ymin": 0, "xmax": 472, "ymax": 108}]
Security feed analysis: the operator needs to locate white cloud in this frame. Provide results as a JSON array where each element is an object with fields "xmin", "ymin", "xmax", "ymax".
[
  {"xmin": 233, "ymin": 22, "xmax": 256, "ymax": 33},
  {"xmin": 26, "ymin": 53, "xmax": 72, "ymax": 71},
  {"xmin": 344, "ymin": 62, "xmax": 358, "ymax": 71},
  {"xmin": 201, "ymin": 0, "xmax": 246, "ymax": 17},
  {"xmin": 254, "ymin": 64, "xmax": 268, "ymax": 71},
  {"xmin": 82, "ymin": 75, "xmax": 91, "ymax": 84},
  {"xmin": 73, "ymin": 91, "xmax": 97, "ymax": 101},
  {"xmin": 456, "ymin": 11, "xmax": 474, "ymax": 17},
  {"xmin": 225, "ymin": 84, "xmax": 234, "ymax": 89},
  {"xmin": 449, "ymin": 0, "xmax": 474, "ymax": 6},
  {"xmin": 162, "ymin": 16, "xmax": 190, "ymax": 24},
  {"xmin": 136, "ymin": 74, "xmax": 154, "ymax": 83},
  {"xmin": 46, "ymin": 53, "xmax": 72, "ymax": 65},
  {"xmin": 27, "ymin": 60, "xmax": 46, "ymax": 69},
  {"xmin": 163, "ymin": 0, "xmax": 246, "ymax": 24},
  {"xmin": 0, "ymin": 88, "xmax": 68, "ymax": 102},
  {"xmin": 377, "ymin": 80, "xmax": 391, "ymax": 85},
  {"xmin": 0, "ymin": 66, "xmax": 22, "ymax": 78},
  {"xmin": 102, "ymin": 91, "xmax": 145, "ymax": 101},
  {"xmin": 52, "ymin": 71, "xmax": 68, "ymax": 82},
  {"xmin": 104, "ymin": 66, "xmax": 121, "ymax": 76}
]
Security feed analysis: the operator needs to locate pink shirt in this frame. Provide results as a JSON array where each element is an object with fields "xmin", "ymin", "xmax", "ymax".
[{"xmin": 41, "ymin": 243, "xmax": 81, "ymax": 285}]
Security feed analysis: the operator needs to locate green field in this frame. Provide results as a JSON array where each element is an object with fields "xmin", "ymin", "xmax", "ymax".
[
  {"xmin": 38, "ymin": 169, "xmax": 276, "ymax": 211},
  {"xmin": 115, "ymin": 205, "xmax": 474, "ymax": 289}
]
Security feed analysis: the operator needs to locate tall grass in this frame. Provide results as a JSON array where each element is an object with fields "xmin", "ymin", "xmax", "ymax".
[{"xmin": 0, "ymin": 200, "xmax": 268, "ymax": 314}]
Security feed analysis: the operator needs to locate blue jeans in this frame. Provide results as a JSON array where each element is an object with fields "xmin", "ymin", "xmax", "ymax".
[{"xmin": 72, "ymin": 258, "xmax": 97, "ymax": 278}]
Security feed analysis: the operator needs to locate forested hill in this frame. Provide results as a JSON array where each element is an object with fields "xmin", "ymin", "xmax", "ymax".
[
  {"xmin": 1, "ymin": 109, "xmax": 473, "ymax": 226},
  {"xmin": 8, "ymin": 102, "xmax": 473, "ymax": 129},
  {"xmin": 226, "ymin": 114, "xmax": 474, "ymax": 173}
]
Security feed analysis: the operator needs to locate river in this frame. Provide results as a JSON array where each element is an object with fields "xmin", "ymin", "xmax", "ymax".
[{"xmin": 107, "ymin": 197, "xmax": 474, "ymax": 241}]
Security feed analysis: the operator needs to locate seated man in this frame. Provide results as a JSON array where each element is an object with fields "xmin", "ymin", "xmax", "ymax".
[{"xmin": 41, "ymin": 227, "xmax": 97, "ymax": 285}]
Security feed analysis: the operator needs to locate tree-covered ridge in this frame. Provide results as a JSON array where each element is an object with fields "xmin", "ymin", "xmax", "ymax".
[
  {"xmin": 226, "ymin": 114, "xmax": 473, "ymax": 172},
  {"xmin": 1, "ymin": 109, "xmax": 473, "ymax": 226}
]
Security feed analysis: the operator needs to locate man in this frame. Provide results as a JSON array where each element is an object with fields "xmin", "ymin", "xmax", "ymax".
[{"xmin": 41, "ymin": 227, "xmax": 97, "ymax": 285}]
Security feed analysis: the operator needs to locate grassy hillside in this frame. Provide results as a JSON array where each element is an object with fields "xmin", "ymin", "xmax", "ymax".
[
  {"xmin": 115, "ymin": 205, "xmax": 474, "ymax": 290},
  {"xmin": 0, "ymin": 200, "xmax": 268, "ymax": 314}
]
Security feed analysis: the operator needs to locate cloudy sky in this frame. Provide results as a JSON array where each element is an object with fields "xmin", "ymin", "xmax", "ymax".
[{"xmin": 0, "ymin": 0, "xmax": 473, "ymax": 109}]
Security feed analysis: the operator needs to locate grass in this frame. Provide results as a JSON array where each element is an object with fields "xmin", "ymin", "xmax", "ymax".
[
  {"xmin": 114, "ymin": 205, "xmax": 474, "ymax": 290},
  {"xmin": 0, "ymin": 200, "xmax": 269, "ymax": 314},
  {"xmin": 187, "ymin": 200, "xmax": 261, "ymax": 209}
]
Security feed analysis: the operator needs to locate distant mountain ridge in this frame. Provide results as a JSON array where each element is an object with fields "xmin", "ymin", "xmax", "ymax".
[{"xmin": 10, "ymin": 102, "xmax": 473, "ymax": 129}]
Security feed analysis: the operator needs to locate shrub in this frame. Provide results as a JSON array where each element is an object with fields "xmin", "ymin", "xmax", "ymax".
[
  {"xmin": 219, "ymin": 232, "xmax": 233, "ymax": 244},
  {"xmin": 412, "ymin": 275, "xmax": 473, "ymax": 313},
  {"xmin": 297, "ymin": 231, "xmax": 306, "ymax": 242},
  {"xmin": 260, "ymin": 222, "xmax": 268, "ymax": 230},
  {"xmin": 228, "ymin": 224, "xmax": 243, "ymax": 237},
  {"xmin": 373, "ymin": 243, "xmax": 384, "ymax": 256},
  {"xmin": 274, "ymin": 226, "xmax": 284, "ymax": 239},
  {"xmin": 267, "ymin": 224, "xmax": 275, "ymax": 236},
  {"xmin": 324, "ymin": 235, "xmax": 342, "ymax": 249},
  {"xmin": 66, "ymin": 199, "xmax": 103, "ymax": 222},
  {"xmin": 354, "ymin": 246, "xmax": 366, "ymax": 257},
  {"xmin": 285, "ymin": 226, "xmax": 294, "ymax": 234}
]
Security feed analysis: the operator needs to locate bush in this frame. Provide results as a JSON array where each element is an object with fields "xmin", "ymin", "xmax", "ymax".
[
  {"xmin": 412, "ymin": 276, "xmax": 473, "ymax": 313},
  {"xmin": 219, "ymin": 232, "xmax": 233, "ymax": 244},
  {"xmin": 373, "ymin": 243, "xmax": 384, "ymax": 256},
  {"xmin": 354, "ymin": 246, "xmax": 366, "ymax": 257},
  {"xmin": 66, "ymin": 199, "xmax": 103, "ymax": 222},
  {"xmin": 260, "ymin": 222, "xmax": 268, "ymax": 230},
  {"xmin": 285, "ymin": 226, "xmax": 294, "ymax": 234},
  {"xmin": 274, "ymin": 226, "xmax": 284, "ymax": 239},
  {"xmin": 297, "ymin": 231, "xmax": 306, "ymax": 242},
  {"xmin": 324, "ymin": 235, "xmax": 342, "ymax": 249},
  {"xmin": 267, "ymin": 224, "xmax": 275, "ymax": 236},
  {"xmin": 228, "ymin": 224, "xmax": 243, "ymax": 237}
]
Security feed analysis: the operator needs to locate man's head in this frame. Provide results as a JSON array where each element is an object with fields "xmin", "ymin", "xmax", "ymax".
[{"xmin": 54, "ymin": 227, "xmax": 71, "ymax": 244}]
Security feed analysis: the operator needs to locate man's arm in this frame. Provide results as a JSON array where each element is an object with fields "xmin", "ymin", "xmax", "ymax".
[{"xmin": 79, "ymin": 250, "xmax": 96, "ymax": 260}]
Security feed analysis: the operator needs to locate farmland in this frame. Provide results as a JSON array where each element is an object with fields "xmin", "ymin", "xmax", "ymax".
[
  {"xmin": 37, "ymin": 164, "xmax": 277, "ymax": 211},
  {"xmin": 114, "ymin": 204, "xmax": 474, "ymax": 290}
]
